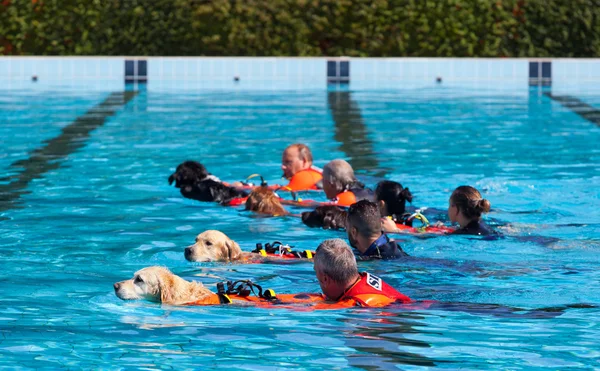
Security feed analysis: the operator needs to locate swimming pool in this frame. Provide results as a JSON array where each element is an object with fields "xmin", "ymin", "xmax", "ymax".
[{"xmin": 1, "ymin": 83, "xmax": 599, "ymax": 370}]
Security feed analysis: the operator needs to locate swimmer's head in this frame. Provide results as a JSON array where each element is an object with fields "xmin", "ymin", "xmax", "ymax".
[
  {"xmin": 282, "ymin": 143, "xmax": 313, "ymax": 179},
  {"xmin": 322, "ymin": 159, "xmax": 361, "ymax": 199},
  {"xmin": 375, "ymin": 180, "xmax": 413, "ymax": 217},
  {"xmin": 449, "ymin": 186, "xmax": 491, "ymax": 222}
]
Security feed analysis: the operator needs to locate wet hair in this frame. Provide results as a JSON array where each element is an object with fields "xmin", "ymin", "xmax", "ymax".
[
  {"xmin": 314, "ymin": 239, "xmax": 358, "ymax": 285},
  {"xmin": 245, "ymin": 187, "xmax": 287, "ymax": 215},
  {"xmin": 322, "ymin": 159, "xmax": 364, "ymax": 194},
  {"xmin": 286, "ymin": 143, "xmax": 313, "ymax": 164},
  {"xmin": 301, "ymin": 205, "xmax": 348, "ymax": 230},
  {"xmin": 450, "ymin": 186, "xmax": 491, "ymax": 220},
  {"xmin": 347, "ymin": 200, "xmax": 381, "ymax": 237},
  {"xmin": 375, "ymin": 181, "xmax": 413, "ymax": 216}
]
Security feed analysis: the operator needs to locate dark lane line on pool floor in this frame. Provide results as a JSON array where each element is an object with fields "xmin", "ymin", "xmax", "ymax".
[
  {"xmin": 544, "ymin": 93, "xmax": 600, "ymax": 126},
  {"xmin": 0, "ymin": 91, "xmax": 138, "ymax": 214},
  {"xmin": 327, "ymin": 91, "xmax": 389, "ymax": 178}
]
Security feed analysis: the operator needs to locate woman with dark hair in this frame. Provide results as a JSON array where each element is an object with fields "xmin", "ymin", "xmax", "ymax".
[
  {"xmin": 376, "ymin": 180, "xmax": 417, "ymax": 233},
  {"xmin": 448, "ymin": 185, "xmax": 496, "ymax": 236},
  {"xmin": 375, "ymin": 180, "xmax": 413, "ymax": 220}
]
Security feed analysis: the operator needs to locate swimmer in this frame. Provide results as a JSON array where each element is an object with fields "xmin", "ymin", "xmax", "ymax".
[
  {"xmin": 314, "ymin": 239, "xmax": 412, "ymax": 305},
  {"xmin": 347, "ymin": 200, "xmax": 408, "ymax": 260},
  {"xmin": 374, "ymin": 181, "xmax": 416, "ymax": 233},
  {"xmin": 280, "ymin": 143, "xmax": 323, "ymax": 191},
  {"xmin": 322, "ymin": 159, "xmax": 373, "ymax": 207},
  {"xmin": 448, "ymin": 186, "xmax": 497, "ymax": 236}
]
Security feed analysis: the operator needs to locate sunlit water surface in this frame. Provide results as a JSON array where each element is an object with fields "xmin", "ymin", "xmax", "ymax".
[{"xmin": 1, "ymin": 84, "xmax": 599, "ymax": 370}]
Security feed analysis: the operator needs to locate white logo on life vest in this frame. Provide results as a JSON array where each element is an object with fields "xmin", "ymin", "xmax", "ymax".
[{"xmin": 366, "ymin": 273, "xmax": 382, "ymax": 291}]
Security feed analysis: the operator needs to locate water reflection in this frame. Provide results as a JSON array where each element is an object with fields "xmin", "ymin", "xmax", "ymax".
[
  {"xmin": 341, "ymin": 312, "xmax": 438, "ymax": 370},
  {"xmin": 328, "ymin": 91, "xmax": 388, "ymax": 177}
]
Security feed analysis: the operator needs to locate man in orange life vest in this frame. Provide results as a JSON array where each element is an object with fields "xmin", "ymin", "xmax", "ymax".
[
  {"xmin": 347, "ymin": 200, "xmax": 408, "ymax": 260},
  {"xmin": 280, "ymin": 143, "xmax": 323, "ymax": 191},
  {"xmin": 322, "ymin": 159, "xmax": 373, "ymax": 207},
  {"xmin": 314, "ymin": 238, "xmax": 412, "ymax": 307}
]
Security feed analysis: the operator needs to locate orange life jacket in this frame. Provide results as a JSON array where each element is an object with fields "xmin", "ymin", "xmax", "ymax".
[
  {"xmin": 338, "ymin": 272, "xmax": 412, "ymax": 307},
  {"xmin": 184, "ymin": 272, "xmax": 411, "ymax": 310},
  {"xmin": 334, "ymin": 188, "xmax": 374, "ymax": 207},
  {"xmin": 283, "ymin": 168, "xmax": 323, "ymax": 191}
]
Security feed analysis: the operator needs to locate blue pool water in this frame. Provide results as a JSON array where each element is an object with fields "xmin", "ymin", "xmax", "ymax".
[{"xmin": 1, "ymin": 84, "xmax": 600, "ymax": 370}]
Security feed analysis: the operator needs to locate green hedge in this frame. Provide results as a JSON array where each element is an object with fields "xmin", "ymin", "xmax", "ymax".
[{"xmin": 1, "ymin": 0, "xmax": 599, "ymax": 57}]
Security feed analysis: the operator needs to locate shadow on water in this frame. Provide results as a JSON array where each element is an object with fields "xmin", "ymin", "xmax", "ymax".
[
  {"xmin": 341, "ymin": 312, "xmax": 441, "ymax": 370},
  {"xmin": 327, "ymin": 91, "xmax": 389, "ymax": 177},
  {"xmin": 0, "ymin": 91, "xmax": 138, "ymax": 214},
  {"xmin": 544, "ymin": 93, "xmax": 600, "ymax": 126},
  {"xmin": 340, "ymin": 301, "xmax": 596, "ymax": 371}
]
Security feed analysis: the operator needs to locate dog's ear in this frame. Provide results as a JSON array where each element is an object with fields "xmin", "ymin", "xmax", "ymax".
[
  {"xmin": 158, "ymin": 272, "xmax": 176, "ymax": 304},
  {"xmin": 226, "ymin": 239, "xmax": 242, "ymax": 261},
  {"xmin": 168, "ymin": 174, "xmax": 175, "ymax": 185}
]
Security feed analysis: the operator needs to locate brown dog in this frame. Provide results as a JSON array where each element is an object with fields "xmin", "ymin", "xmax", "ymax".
[
  {"xmin": 245, "ymin": 187, "xmax": 288, "ymax": 216},
  {"xmin": 113, "ymin": 266, "xmax": 213, "ymax": 305},
  {"xmin": 184, "ymin": 230, "xmax": 313, "ymax": 263}
]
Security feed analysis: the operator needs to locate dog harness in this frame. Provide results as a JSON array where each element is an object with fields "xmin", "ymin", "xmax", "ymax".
[
  {"xmin": 185, "ymin": 272, "xmax": 412, "ymax": 309},
  {"xmin": 251, "ymin": 241, "xmax": 315, "ymax": 259},
  {"xmin": 391, "ymin": 212, "xmax": 454, "ymax": 234}
]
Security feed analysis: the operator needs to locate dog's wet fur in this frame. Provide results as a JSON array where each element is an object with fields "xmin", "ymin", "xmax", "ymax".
[
  {"xmin": 168, "ymin": 161, "xmax": 248, "ymax": 204},
  {"xmin": 302, "ymin": 205, "xmax": 348, "ymax": 230}
]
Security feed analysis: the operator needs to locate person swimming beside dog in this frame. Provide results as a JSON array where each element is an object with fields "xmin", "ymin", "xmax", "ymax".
[
  {"xmin": 232, "ymin": 143, "xmax": 323, "ymax": 192},
  {"xmin": 322, "ymin": 159, "xmax": 373, "ymax": 207},
  {"xmin": 114, "ymin": 239, "xmax": 412, "ymax": 308},
  {"xmin": 376, "ymin": 181, "xmax": 454, "ymax": 235},
  {"xmin": 347, "ymin": 200, "xmax": 408, "ymax": 260},
  {"xmin": 279, "ymin": 143, "xmax": 323, "ymax": 191}
]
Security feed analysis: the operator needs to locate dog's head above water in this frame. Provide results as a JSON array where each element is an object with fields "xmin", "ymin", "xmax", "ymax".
[
  {"xmin": 185, "ymin": 230, "xmax": 243, "ymax": 262},
  {"xmin": 302, "ymin": 205, "xmax": 348, "ymax": 230},
  {"xmin": 113, "ymin": 266, "xmax": 213, "ymax": 305},
  {"xmin": 168, "ymin": 161, "xmax": 212, "ymax": 188}
]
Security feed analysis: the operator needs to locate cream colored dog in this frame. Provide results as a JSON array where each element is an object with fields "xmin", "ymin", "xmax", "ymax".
[
  {"xmin": 113, "ymin": 266, "xmax": 213, "ymax": 305},
  {"xmin": 184, "ymin": 230, "xmax": 244, "ymax": 262},
  {"xmin": 184, "ymin": 230, "xmax": 314, "ymax": 263}
]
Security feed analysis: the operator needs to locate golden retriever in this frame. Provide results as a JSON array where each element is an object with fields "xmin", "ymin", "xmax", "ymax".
[
  {"xmin": 184, "ymin": 230, "xmax": 313, "ymax": 263},
  {"xmin": 245, "ymin": 187, "xmax": 288, "ymax": 216},
  {"xmin": 114, "ymin": 267, "xmax": 326, "ymax": 308},
  {"xmin": 184, "ymin": 230, "xmax": 243, "ymax": 262},
  {"xmin": 113, "ymin": 266, "xmax": 213, "ymax": 305}
]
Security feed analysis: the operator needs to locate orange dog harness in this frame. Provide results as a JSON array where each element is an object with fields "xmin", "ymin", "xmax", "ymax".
[{"xmin": 185, "ymin": 272, "xmax": 412, "ymax": 310}]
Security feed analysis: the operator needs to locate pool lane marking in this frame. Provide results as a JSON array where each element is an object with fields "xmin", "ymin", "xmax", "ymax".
[
  {"xmin": 0, "ymin": 91, "xmax": 138, "ymax": 213},
  {"xmin": 544, "ymin": 93, "xmax": 600, "ymax": 126},
  {"xmin": 327, "ymin": 91, "xmax": 388, "ymax": 177}
]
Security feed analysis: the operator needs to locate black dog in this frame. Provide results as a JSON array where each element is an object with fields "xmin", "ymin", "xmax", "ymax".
[
  {"xmin": 168, "ymin": 161, "xmax": 248, "ymax": 204},
  {"xmin": 302, "ymin": 205, "xmax": 348, "ymax": 230}
]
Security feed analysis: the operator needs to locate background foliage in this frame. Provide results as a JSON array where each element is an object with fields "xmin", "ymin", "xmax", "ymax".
[{"xmin": 1, "ymin": 0, "xmax": 599, "ymax": 56}]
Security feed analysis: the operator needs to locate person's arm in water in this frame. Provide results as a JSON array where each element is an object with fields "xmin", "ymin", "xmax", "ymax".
[{"xmin": 381, "ymin": 217, "xmax": 401, "ymax": 233}]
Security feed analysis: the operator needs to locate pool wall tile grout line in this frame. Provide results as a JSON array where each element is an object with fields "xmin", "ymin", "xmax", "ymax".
[{"xmin": 0, "ymin": 91, "xmax": 138, "ymax": 213}]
